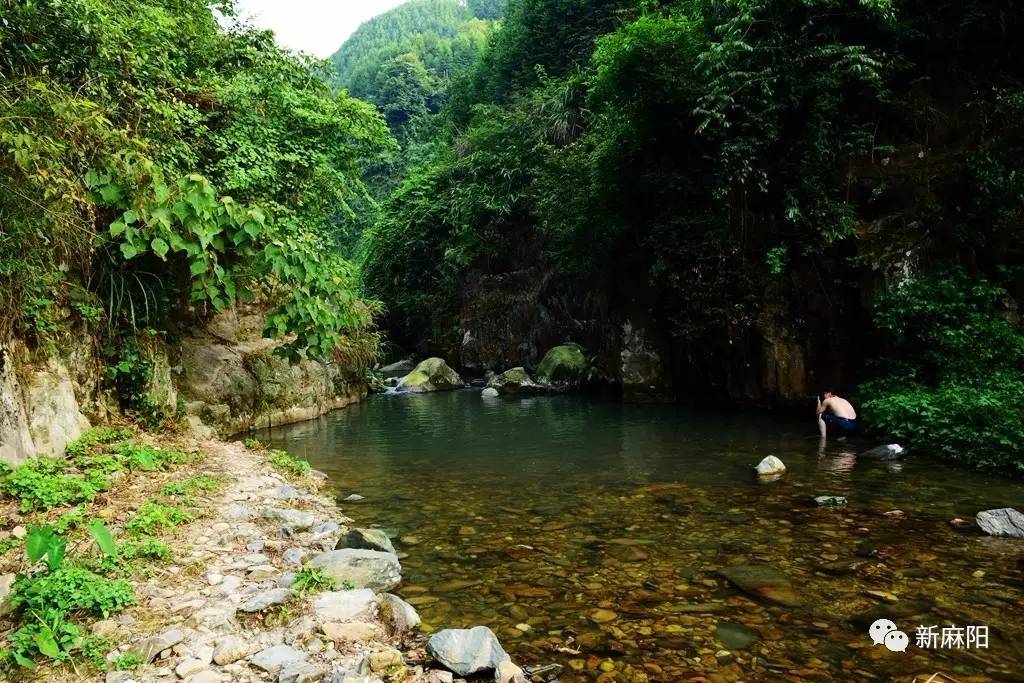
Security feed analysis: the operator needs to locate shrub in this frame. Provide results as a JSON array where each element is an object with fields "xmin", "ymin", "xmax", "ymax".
[
  {"xmin": 65, "ymin": 428, "xmax": 134, "ymax": 458},
  {"xmin": 860, "ymin": 270, "xmax": 1024, "ymax": 471}
]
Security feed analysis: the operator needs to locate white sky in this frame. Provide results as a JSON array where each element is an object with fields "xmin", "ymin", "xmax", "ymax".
[{"xmin": 233, "ymin": 0, "xmax": 409, "ymax": 58}]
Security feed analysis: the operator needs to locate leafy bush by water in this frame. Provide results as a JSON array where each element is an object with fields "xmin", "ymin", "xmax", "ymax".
[{"xmin": 859, "ymin": 271, "xmax": 1024, "ymax": 472}]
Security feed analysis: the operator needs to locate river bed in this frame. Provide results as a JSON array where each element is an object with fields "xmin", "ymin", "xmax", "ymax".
[{"xmin": 255, "ymin": 390, "xmax": 1024, "ymax": 681}]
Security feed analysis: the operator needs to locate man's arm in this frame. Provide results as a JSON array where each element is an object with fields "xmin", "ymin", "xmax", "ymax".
[{"xmin": 816, "ymin": 397, "xmax": 828, "ymax": 416}]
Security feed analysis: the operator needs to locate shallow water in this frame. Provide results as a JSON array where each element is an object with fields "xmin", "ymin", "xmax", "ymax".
[{"xmin": 256, "ymin": 390, "xmax": 1024, "ymax": 681}]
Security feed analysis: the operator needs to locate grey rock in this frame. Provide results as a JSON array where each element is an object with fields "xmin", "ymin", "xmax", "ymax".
[
  {"xmin": 283, "ymin": 547, "xmax": 306, "ymax": 565},
  {"xmin": 186, "ymin": 672, "xmax": 221, "ymax": 683},
  {"xmin": 238, "ymin": 588, "xmax": 291, "ymax": 613},
  {"xmin": 344, "ymin": 494, "xmax": 365, "ymax": 502},
  {"xmin": 263, "ymin": 508, "xmax": 316, "ymax": 531},
  {"xmin": 281, "ymin": 661, "xmax": 324, "ymax": 683},
  {"xmin": 305, "ymin": 549, "xmax": 401, "ymax": 591},
  {"xmin": 481, "ymin": 387, "xmax": 499, "ymax": 398},
  {"xmin": 976, "ymin": 508, "xmax": 1024, "ymax": 538},
  {"xmin": 313, "ymin": 589, "xmax": 379, "ymax": 622},
  {"xmin": 337, "ymin": 528, "xmax": 396, "ymax": 554},
  {"xmin": 0, "ymin": 573, "xmax": 15, "ymax": 617},
  {"xmin": 175, "ymin": 657, "xmax": 208, "ymax": 678},
  {"xmin": 213, "ymin": 635, "xmax": 252, "ymax": 665},
  {"xmin": 313, "ymin": 522, "xmax": 340, "ymax": 538},
  {"xmin": 381, "ymin": 593, "xmax": 421, "ymax": 634},
  {"xmin": 426, "ymin": 672, "xmax": 454, "ymax": 683},
  {"xmin": 246, "ymin": 540, "xmax": 266, "ymax": 552},
  {"xmin": 486, "ymin": 367, "xmax": 546, "ymax": 396},
  {"xmin": 380, "ymin": 359, "xmax": 415, "ymax": 379},
  {"xmin": 272, "ymin": 484, "xmax": 302, "ymax": 500},
  {"xmin": 251, "ymin": 644, "xmax": 307, "ymax": 676},
  {"xmin": 398, "ymin": 358, "xmax": 462, "ymax": 393},
  {"xmin": 426, "ymin": 626, "xmax": 511, "ymax": 676},
  {"xmin": 329, "ymin": 674, "xmax": 383, "ymax": 683},
  {"xmin": 129, "ymin": 628, "xmax": 186, "ymax": 663},
  {"xmin": 494, "ymin": 660, "xmax": 528, "ymax": 683},
  {"xmin": 815, "ymin": 495, "xmax": 848, "ymax": 508},
  {"xmin": 860, "ymin": 443, "xmax": 905, "ymax": 460}
]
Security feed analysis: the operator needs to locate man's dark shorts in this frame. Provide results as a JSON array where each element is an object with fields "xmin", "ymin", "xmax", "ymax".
[{"xmin": 823, "ymin": 414, "xmax": 859, "ymax": 434}]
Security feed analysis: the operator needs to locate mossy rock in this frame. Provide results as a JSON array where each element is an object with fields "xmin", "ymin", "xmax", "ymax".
[
  {"xmin": 486, "ymin": 367, "xmax": 545, "ymax": 395},
  {"xmin": 536, "ymin": 343, "xmax": 588, "ymax": 386},
  {"xmin": 399, "ymin": 358, "xmax": 462, "ymax": 393}
]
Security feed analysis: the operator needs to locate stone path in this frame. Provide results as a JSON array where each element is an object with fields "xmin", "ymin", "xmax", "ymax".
[{"xmin": 95, "ymin": 439, "xmax": 444, "ymax": 683}]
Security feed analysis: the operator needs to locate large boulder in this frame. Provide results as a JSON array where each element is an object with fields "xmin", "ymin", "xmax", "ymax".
[
  {"xmin": 398, "ymin": 358, "xmax": 462, "ymax": 393},
  {"xmin": 536, "ymin": 344, "xmax": 588, "ymax": 386},
  {"xmin": 426, "ymin": 626, "xmax": 511, "ymax": 677},
  {"xmin": 486, "ymin": 367, "xmax": 544, "ymax": 396},
  {"xmin": 305, "ymin": 549, "xmax": 402, "ymax": 591},
  {"xmin": 976, "ymin": 508, "xmax": 1024, "ymax": 538}
]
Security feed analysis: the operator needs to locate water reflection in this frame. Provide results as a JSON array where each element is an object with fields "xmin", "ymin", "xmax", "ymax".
[{"xmin": 256, "ymin": 391, "xmax": 1024, "ymax": 681}]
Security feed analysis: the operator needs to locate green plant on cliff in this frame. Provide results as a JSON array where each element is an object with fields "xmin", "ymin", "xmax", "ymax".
[
  {"xmin": 859, "ymin": 271, "xmax": 1024, "ymax": 471},
  {"xmin": 1, "ymin": 0, "xmax": 391, "ymax": 385}
]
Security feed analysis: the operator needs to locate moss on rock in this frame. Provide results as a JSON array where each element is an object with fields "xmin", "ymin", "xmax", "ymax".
[
  {"xmin": 399, "ymin": 358, "xmax": 462, "ymax": 393},
  {"xmin": 536, "ymin": 344, "xmax": 588, "ymax": 386}
]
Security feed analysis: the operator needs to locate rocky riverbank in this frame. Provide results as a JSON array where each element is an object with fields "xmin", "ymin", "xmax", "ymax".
[{"xmin": 0, "ymin": 431, "xmax": 532, "ymax": 683}]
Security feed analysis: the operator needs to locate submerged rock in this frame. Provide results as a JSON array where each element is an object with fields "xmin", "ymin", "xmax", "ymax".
[
  {"xmin": 486, "ymin": 367, "xmax": 545, "ymax": 395},
  {"xmin": 754, "ymin": 456, "xmax": 786, "ymax": 476},
  {"xmin": 338, "ymin": 528, "xmax": 396, "ymax": 554},
  {"xmin": 398, "ymin": 358, "xmax": 462, "ymax": 393},
  {"xmin": 305, "ymin": 549, "xmax": 402, "ymax": 591},
  {"xmin": 715, "ymin": 621, "xmax": 758, "ymax": 650},
  {"xmin": 718, "ymin": 565, "xmax": 802, "ymax": 607},
  {"xmin": 860, "ymin": 444, "xmax": 905, "ymax": 460},
  {"xmin": 976, "ymin": 508, "xmax": 1024, "ymax": 538},
  {"xmin": 815, "ymin": 495, "xmax": 848, "ymax": 508},
  {"xmin": 426, "ymin": 626, "xmax": 511, "ymax": 676},
  {"xmin": 536, "ymin": 344, "xmax": 588, "ymax": 387}
]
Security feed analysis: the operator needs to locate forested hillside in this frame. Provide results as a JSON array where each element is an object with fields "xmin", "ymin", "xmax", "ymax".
[
  {"xmin": 330, "ymin": 0, "xmax": 498, "ymax": 141},
  {"xmin": 1, "ymin": 0, "xmax": 391, "ymax": 417},
  {"xmin": 362, "ymin": 0, "xmax": 1024, "ymax": 470}
]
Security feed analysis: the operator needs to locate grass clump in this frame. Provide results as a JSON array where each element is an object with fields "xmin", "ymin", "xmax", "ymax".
[
  {"xmin": 268, "ymin": 449, "xmax": 310, "ymax": 478},
  {"xmin": 292, "ymin": 566, "xmax": 336, "ymax": 594},
  {"xmin": 243, "ymin": 437, "xmax": 264, "ymax": 450},
  {"xmin": 160, "ymin": 475, "xmax": 222, "ymax": 497},
  {"xmin": 124, "ymin": 502, "xmax": 191, "ymax": 537}
]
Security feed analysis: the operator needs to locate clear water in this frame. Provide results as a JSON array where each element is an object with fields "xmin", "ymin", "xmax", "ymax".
[{"xmin": 255, "ymin": 390, "xmax": 1024, "ymax": 681}]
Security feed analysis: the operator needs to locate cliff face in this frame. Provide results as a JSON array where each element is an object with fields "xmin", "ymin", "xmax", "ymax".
[{"xmin": 0, "ymin": 305, "xmax": 366, "ymax": 466}]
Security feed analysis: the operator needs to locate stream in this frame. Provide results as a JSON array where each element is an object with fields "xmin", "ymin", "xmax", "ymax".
[{"xmin": 255, "ymin": 390, "xmax": 1024, "ymax": 681}]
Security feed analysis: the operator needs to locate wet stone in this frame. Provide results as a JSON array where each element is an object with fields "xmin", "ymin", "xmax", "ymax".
[{"xmin": 718, "ymin": 565, "xmax": 802, "ymax": 607}]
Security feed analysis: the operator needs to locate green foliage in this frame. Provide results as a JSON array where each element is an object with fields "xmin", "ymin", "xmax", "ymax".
[
  {"xmin": 292, "ymin": 567, "xmax": 337, "ymax": 594},
  {"xmin": 113, "ymin": 652, "xmax": 144, "ymax": 671},
  {"xmin": 1, "ymin": 0, "xmax": 389, "ymax": 371},
  {"xmin": 25, "ymin": 526, "xmax": 67, "ymax": 572},
  {"xmin": 243, "ymin": 438, "xmax": 265, "ymax": 450},
  {"xmin": 12, "ymin": 567, "xmax": 134, "ymax": 620},
  {"xmin": 267, "ymin": 450, "xmax": 311, "ymax": 478},
  {"xmin": 124, "ymin": 502, "xmax": 191, "ymax": 537},
  {"xmin": 859, "ymin": 271, "xmax": 1024, "ymax": 471},
  {"xmin": 65, "ymin": 428, "xmax": 135, "ymax": 459},
  {"xmin": 160, "ymin": 475, "xmax": 222, "ymax": 497},
  {"xmin": 2, "ymin": 459, "xmax": 102, "ymax": 512}
]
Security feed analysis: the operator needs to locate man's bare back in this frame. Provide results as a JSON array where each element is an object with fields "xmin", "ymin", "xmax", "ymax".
[{"xmin": 816, "ymin": 391, "xmax": 858, "ymax": 437}]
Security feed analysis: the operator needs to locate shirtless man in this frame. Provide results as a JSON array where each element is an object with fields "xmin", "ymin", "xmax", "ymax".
[{"xmin": 816, "ymin": 390, "xmax": 858, "ymax": 437}]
